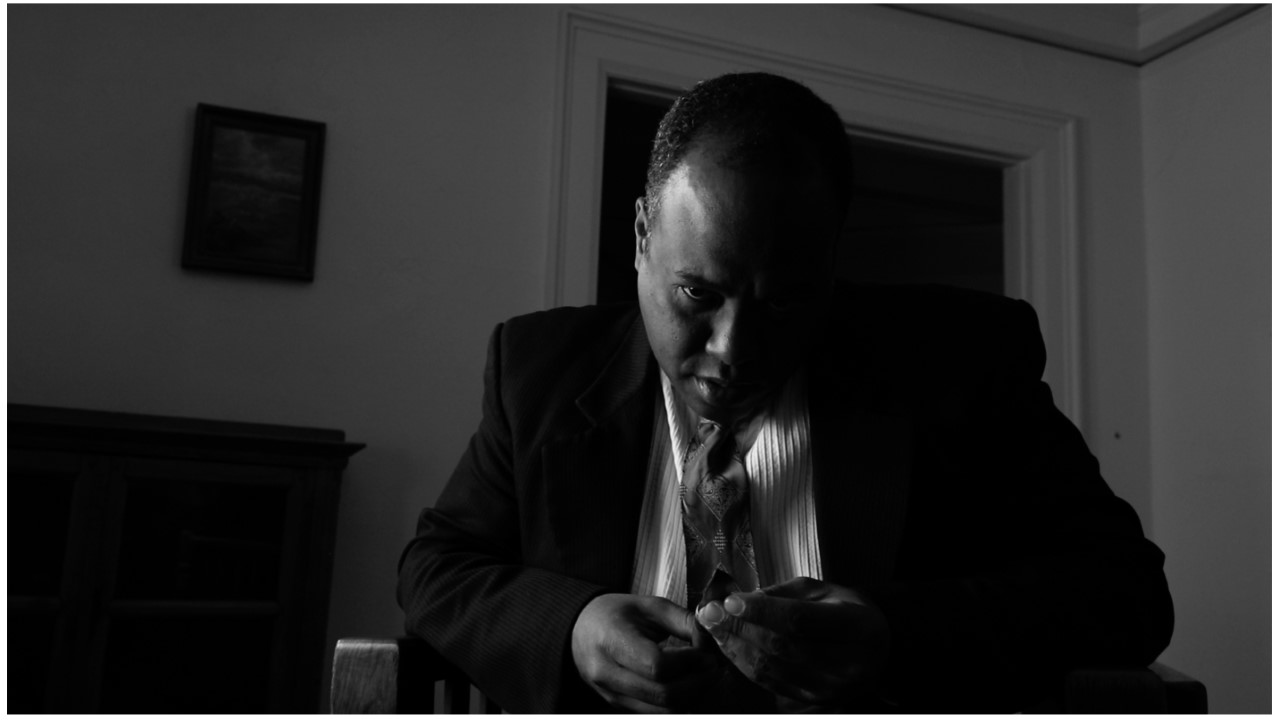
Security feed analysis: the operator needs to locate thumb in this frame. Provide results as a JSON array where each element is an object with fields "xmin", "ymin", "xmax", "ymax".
[{"xmin": 642, "ymin": 596, "xmax": 697, "ymax": 641}]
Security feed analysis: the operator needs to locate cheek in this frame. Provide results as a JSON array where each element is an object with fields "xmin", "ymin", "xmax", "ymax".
[
  {"xmin": 640, "ymin": 282, "xmax": 699, "ymax": 367},
  {"xmin": 659, "ymin": 313, "xmax": 706, "ymax": 366},
  {"xmin": 672, "ymin": 324, "xmax": 704, "ymax": 365},
  {"xmin": 656, "ymin": 308, "xmax": 707, "ymax": 368}
]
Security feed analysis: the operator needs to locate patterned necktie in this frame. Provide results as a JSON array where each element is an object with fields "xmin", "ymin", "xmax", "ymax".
[{"xmin": 681, "ymin": 417, "xmax": 762, "ymax": 609}]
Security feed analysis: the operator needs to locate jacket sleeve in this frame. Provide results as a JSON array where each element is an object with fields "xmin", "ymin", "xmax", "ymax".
[
  {"xmin": 865, "ymin": 300, "xmax": 1174, "ymax": 711},
  {"xmin": 396, "ymin": 322, "xmax": 607, "ymax": 713}
]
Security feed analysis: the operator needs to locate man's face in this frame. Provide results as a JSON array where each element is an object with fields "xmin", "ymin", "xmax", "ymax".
[{"xmin": 635, "ymin": 141, "xmax": 841, "ymax": 424}]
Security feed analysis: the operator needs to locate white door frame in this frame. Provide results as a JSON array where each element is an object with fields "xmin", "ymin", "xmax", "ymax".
[{"xmin": 545, "ymin": 8, "xmax": 1084, "ymax": 427}]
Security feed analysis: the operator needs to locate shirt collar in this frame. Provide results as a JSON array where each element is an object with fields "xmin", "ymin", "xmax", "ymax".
[{"xmin": 659, "ymin": 370, "xmax": 800, "ymax": 463}]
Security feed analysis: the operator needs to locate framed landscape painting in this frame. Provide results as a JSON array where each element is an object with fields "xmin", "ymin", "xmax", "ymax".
[{"xmin": 182, "ymin": 104, "xmax": 326, "ymax": 281}]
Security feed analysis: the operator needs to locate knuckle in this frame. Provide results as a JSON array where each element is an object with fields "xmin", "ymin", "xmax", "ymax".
[{"xmin": 636, "ymin": 657, "xmax": 658, "ymax": 679}]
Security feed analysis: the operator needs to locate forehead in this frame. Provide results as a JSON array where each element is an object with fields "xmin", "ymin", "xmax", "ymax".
[{"xmin": 651, "ymin": 147, "xmax": 840, "ymax": 280}]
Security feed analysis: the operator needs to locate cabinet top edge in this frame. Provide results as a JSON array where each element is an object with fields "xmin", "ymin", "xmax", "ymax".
[{"xmin": 8, "ymin": 403, "xmax": 366, "ymax": 457}]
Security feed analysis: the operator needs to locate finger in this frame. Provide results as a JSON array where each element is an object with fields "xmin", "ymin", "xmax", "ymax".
[
  {"xmin": 701, "ymin": 602, "xmax": 865, "ymax": 677},
  {"xmin": 720, "ymin": 613, "xmax": 869, "ymax": 667},
  {"xmin": 699, "ymin": 602, "xmax": 791, "ymax": 657},
  {"xmin": 697, "ymin": 624, "xmax": 847, "ymax": 707},
  {"xmin": 681, "ymin": 603, "xmax": 717, "ymax": 653},
  {"xmin": 654, "ymin": 653, "xmax": 726, "ymax": 711},
  {"xmin": 722, "ymin": 591, "xmax": 861, "ymax": 640},
  {"xmin": 690, "ymin": 614, "xmax": 717, "ymax": 652},
  {"xmin": 653, "ymin": 645, "xmax": 719, "ymax": 682},
  {"xmin": 604, "ymin": 598, "xmax": 688, "ymax": 676},
  {"xmin": 697, "ymin": 602, "xmax": 858, "ymax": 705},
  {"xmin": 637, "ymin": 596, "xmax": 698, "ymax": 642},
  {"xmin": 696, "ymin": 603, "xmax": 766, "ymax": 683},
  {"xmin": 596, "ymin": 686, "xmax": 671, "ymax": 714},
  {"xmin": 604, "ymin": 626, "xmax": 665, "ymax": 679},
  {"xmin": 759, "ymin": 576, "xmax": 828, "ymax": 601},
  {"xmin": 590, "ymin": 659, "xmax": 686, "ymax": 711},
  {"xmin": 703, "ymin": 617, "xmax": 820, "ymax": 704},
  {"xmin": 606, "ymin": 624, "xmax": 719, "ymax": 683},
  {"xmin": 747, "ymin": 656, "xmax": 850, "ymax": 706},
  {"xmin": 723, "ymin": 600, "xmax": 888, "ymax": 682}
]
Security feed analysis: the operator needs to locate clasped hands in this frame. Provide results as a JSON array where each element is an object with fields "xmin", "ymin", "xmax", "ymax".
[{"xmin": 570, "ymin": 577, "xmax": 890, "ymax": 713}]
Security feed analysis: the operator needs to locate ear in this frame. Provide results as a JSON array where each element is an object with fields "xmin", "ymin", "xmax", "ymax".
[{"xmin": 633, "ymin": 197, "xmax": 650, "ymax": 270}]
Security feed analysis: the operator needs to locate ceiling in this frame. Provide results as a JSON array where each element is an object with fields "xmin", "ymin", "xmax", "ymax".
[{"xmin": 885, "ymin": 4, "xmax": 1262, "ymax": 65}]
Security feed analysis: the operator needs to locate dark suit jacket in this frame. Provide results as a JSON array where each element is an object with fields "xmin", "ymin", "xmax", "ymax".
[{"xmin": 397, "ymin": 284, "xmax": 1173, "ymax": 712}]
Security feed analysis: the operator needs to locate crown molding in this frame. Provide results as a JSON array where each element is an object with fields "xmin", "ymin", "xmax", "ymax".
[{"xmin": 886, "ymin": 4, "xmax": 1263, "ymax": 66}]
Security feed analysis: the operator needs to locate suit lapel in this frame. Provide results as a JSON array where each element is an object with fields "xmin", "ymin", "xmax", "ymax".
[
  {"xmin": 808, "ymin": 348, "xmax": 914, "ymax": 588},
  {"xmin": 544, "ymin": 312, "xmax": 656, "ymax": 590}
]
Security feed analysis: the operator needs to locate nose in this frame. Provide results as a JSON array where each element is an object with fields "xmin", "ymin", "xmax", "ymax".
[{"xmin": 705, "ymin": 302, "xmax": 758, "ymax": 370}]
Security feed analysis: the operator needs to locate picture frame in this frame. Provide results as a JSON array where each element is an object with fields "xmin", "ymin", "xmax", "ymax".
[{"xmin": 182, "ymin": 104, "xmax": 326, "ymax": 281}]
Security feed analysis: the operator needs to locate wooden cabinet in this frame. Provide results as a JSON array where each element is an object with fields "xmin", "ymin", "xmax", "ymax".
[{"xmin": 8, "ymin": 404, "xmax": 364, "ymax": 712}]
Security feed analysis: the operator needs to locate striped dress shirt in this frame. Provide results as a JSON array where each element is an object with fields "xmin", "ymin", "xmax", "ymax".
[{"xmin": 630, "ymin": 370, "xmax": 823, "ymax": 604}]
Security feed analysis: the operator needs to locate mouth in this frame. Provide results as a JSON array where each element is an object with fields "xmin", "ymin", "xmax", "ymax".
[{"xmin": 693, "ymin": 376, "xmax": 763, "ymax": 407}]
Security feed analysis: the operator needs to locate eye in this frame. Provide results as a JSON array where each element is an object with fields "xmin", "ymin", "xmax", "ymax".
[{"xmin": 678, "ymin": 285, "xmax": 714, "ymax": 303}]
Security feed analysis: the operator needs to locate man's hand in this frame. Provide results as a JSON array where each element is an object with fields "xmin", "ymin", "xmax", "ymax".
[
  {"xmin": 571, "ymin": 593, "xmax": 720, "ymax": 712},
  {"xmin": 695, "ymin": 577, "xmax": 891, "ymax": 708}
]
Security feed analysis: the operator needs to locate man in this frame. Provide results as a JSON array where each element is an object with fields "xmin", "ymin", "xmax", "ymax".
[{"xmin": 398, "ymin": 72, "xmax": 1173, "ymax": 712}]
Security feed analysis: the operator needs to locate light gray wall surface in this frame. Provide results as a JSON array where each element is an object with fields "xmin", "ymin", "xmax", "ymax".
[
  {"xmin": 1142, "ymin": 8, "xmax": 1271, "ymax": 713},
  {"xmin": 8, "ymin": 5, "xmax": 561, "ymax": 705},
  {"xmin": 7, "ymin": 3, "xmax": 1268, "ymax": 711}
]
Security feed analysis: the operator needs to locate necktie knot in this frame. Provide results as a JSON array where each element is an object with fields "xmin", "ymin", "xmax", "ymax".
[
  {"xmin": 693, "ymin": 419, "xmax": 721, "ymax": 448},
  {"xmin": 691, "ymin": 420, "xmax": 733, "ymax": 470}
]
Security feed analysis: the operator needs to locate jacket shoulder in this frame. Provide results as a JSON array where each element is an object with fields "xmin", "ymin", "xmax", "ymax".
[
  {"xmin": 833, "ymin": 283, "xmax": 1047, "ymax": 387},
  {"xmin": 492, "ymin": 303, "xmax": 645, "ymax": 427},
  {"xmin": 499, "ymin": 303, "xmax": 640, "ymax": 371},
  {"xmin": 839, "ymin": 282, "xmax": 1034, "ymax": 330}
]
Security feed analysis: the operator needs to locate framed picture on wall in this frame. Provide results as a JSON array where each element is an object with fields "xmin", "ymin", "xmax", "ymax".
[{"xmin": 182, "ymin": 104, "xmax": 326, "ymax": 281}]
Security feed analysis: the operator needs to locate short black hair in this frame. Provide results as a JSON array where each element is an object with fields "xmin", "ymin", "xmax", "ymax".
[{"xmin": 643, "ymin": 72, "xmax": 852, "ymax": 222}]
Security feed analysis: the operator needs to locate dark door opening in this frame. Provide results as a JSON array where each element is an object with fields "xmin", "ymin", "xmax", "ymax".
[{"xmin": 596, "ymin": 83, "xmax": 1005, "ymax": 305}]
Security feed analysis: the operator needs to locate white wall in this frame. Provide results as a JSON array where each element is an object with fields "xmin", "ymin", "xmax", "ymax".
[
  {"xmin": 8, "ymin": 4, "xmax": 561, "ymax": 705},
  {"xmin": 10, "ymin": 3, "xmax": 1261, "ymax": 711},
  {"xmin": 1142, "ymin": 8, "xmax": 1271, "ymax": 713}
]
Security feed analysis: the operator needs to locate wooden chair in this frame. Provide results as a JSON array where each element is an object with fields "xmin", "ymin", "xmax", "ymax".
[
  {"xmin": 331, "ymin": 638, "xmax": 500, "ymax": 714},
  {"xmin": 330, "ymin": 636, "xmax": 1207, "ymax": 714}
]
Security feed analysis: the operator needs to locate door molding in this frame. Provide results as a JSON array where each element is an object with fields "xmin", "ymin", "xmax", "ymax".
[{"xmin": 546, "ymin": 7, "xmax": 1083, "ymax": 426}]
